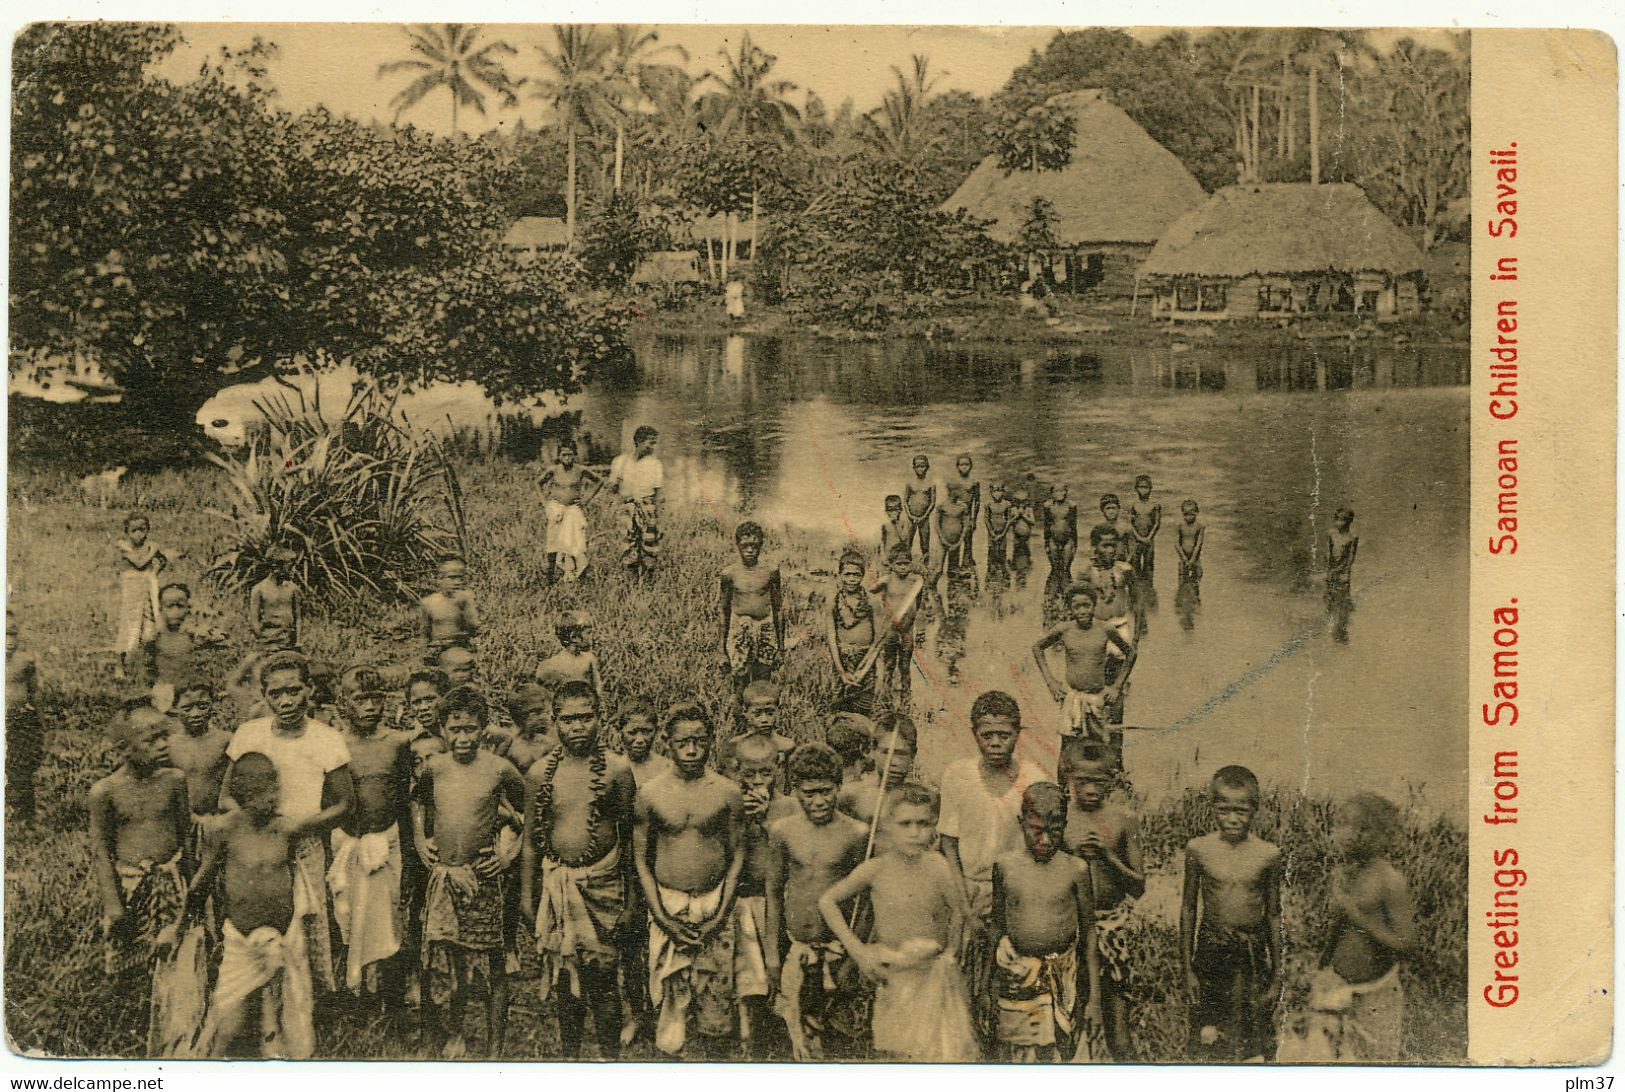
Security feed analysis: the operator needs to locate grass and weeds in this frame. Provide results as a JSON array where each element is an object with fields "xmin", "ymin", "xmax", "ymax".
[{"xmin": 6, "ymin": 457, "xmax": 1463, "ymax": 1060}]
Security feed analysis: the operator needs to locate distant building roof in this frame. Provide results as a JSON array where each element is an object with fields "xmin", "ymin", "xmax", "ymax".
[
  {"xmin": 502, "ymin": 216, "xmax": 569, "ymax": 250},
  {"xmin": 631, "ymin": 250, "xmax": 702, "ymax": 286},
  {"xmin": 941, "ymin": 90, "xmax": 1206, "ymax": 247},
  {"xmin": 1140, "ymin": 183, "xmax": 1425, "ymax": 278},
  {"xmin": 689, "ymin": 213, "xmax": 758, "ymax": 243}
]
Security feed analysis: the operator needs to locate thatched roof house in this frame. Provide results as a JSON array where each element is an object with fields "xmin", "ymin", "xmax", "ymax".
[
  {"xmin": 1138, "ymin": 183, "xmax": 1426, "ymax": 320},
  {"xmin": 501, "ymin": 216, "xmax": 568, "ymax": 259},
  {"xmin": 941, "ymin": 90, "xmax": 1205, "ymax": 293},
  {"xmin": 631, "ymin": 250, "xmax": 702, "ymax": 287}
]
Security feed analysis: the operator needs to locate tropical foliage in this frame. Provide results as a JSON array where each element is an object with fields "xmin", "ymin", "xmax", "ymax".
[{"xmin": 377, "ymin": 24, "xmax": 521, "ymax": 133}]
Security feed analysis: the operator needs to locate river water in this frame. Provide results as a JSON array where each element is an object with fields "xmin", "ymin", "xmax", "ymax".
[{"xmin": 581, "ymin": 332, "xmax": 1470, "ymax": 812}]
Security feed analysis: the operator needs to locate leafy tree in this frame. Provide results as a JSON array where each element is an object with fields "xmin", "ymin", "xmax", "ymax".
[
  {"xmin": 1017, "ymin": 196, "xmax": 1061, "ymax": 256},
  {"xmin": 606, "ymin": 26, "xmax": 688, "ymax": 192},
  {"xmin": 699, "ymin": 32, "xmax": 801, "ymax": 269},
  {"xmin": 990, "ymin": 99, "xmax": 1076, "ymax": 173},
  {"xmin": 864, "ymin": 55, "xmax": 942, "ymax": 165},
  {"xmin": 533, "ymin": 26, "xmax": 621, "ymax": 248},
  {"xmin": 376, "ymin": 23, "xmax": 520, "ymax": 134},
  {"xmin": 11, "ymin": 22, "xmax": 626, "ymax": 440}
]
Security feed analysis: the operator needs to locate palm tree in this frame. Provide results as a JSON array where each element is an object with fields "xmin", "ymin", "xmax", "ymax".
[
  {"xmin": 533, "ymin": 25, "xmax": 620, "ymax": 248},
  {"xmin": 377, "ymin": 24, "xmax": 520, "ymax": 135},
  {"xmin": 864, "ymin": 55, "xmax": 942, "ymax": 164},
  {"xmin": 1275, "ymin": 28, "xmax": 1376, "ymax": 183},
  {"xmin": 607, "ymin": 26, "xmax": 689, "ymax": 193},
  {"xmin": 700, "ymin": 32, "xmax": 801, "ymax": 273}
]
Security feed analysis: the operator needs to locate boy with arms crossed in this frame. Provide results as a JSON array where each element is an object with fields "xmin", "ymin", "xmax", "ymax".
[
  {"xmin": 1181, "ymin": 765, "xmax": 1283, "ymax": 1061},
  {"xmin": 990, "ymin": 782, "xmax": 1103, "ymax": 1062},
  {"xmin": 766, "ymin": 743, "xmax": 870, "ymax": 1060},
  {"xmin": 634, "ymin": 703, "xmax": 767, "ymax": 1058},
  {"xmin": 521, "ymin": 680, "xmax": 637, "ymax": 1060},
  {"xmin": 819, "ymin": 784, "xmax": 977, "ymax": 1062}
]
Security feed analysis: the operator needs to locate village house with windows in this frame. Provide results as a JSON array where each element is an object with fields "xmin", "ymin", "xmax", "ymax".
[
  {"xmin": 941, "ymin": 89, "xmax": 1206, "ymax": 296},
  {"xmin": 1136, "ymin": 182, "xmax": 1426, "ymax": 321}
]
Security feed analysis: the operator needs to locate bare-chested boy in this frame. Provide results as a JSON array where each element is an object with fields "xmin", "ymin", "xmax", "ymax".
[
  {"xmin": 249, "ymin": 548, "xmax": 301, "ymax": 652},
  {"xmin": 490, "ymin": 683, "xmax": 555, "ymax": 773},
  {"xmin": 168, "ymin": 682, "xmax": 230, "ymax": 867},
  {"xmin": 521, "ymin": 680, "xmax": 637, "ymax": 1059},
  {"xmin": 1061, "ymin": 739, "xmax": 1145, "ymax": 1060},
  {"xmin": 414, "ymin": 686, "xmax": 526, "ymax": 1058},
  {"xmin": 1128, "ymin": 475, "xmax": 1162, "ymax": 582},
  {"xmin": 837, "ymin": 712, "xmax": 916, "ymax": 834},
  {"xmin": 331, "ymin": 666, "xmax": 413, "ymax": 999},
  {"xmin": 536, "ymin": 611, "xmax": 605, "ymax": 710},
  {"xmin": 144, "ymin": 583, "xmax": 198, "ymax": 712},
  {"xmin": 1176, "ymin": 499, "xmax": 1206, "ymax": 584},
  {"xmin": 1326, "ymin": 506, "xmax": 1359, "ymax": 600},
  {"xmin": 819, "ymin": 784, "xmax": 978, "ymax": 1062},
  {"xmin": 1280, "ymin": 792, "xmax": 1417, "ymax": 1062},
  {"xmin": 827, "ymin": 549, "xmax": 882, "ymax": 715},
  {"xmin": 1009, "ymin": 481, "xmax": 1037, "ymax": 590},
  {"xmin": 1033, "ymin": 587, "xmax": 1136, "ymax": 741},
  {"xmin": 983, "ymin": 483, "xmax": 1013, "ymax": 600},
  {"xmin": 89, "ymin": 701, "xmax": 191, "ymax": 1016},
  {"xmin": 403, "ymin": 668, "xmax": 451, "ymax": 780},
  {"xmin": 634, "ymin": 703, "xmax": 766, "ymax": 1058},
  {"xmin": 946, "ymin": 454, "xmax": 981, "ymax": 572},
  {"xmin": 618, "ymin": 700, "xmax": 671, "ymax": 787},
  {"xmin": 716, "ymin": 680, "xmax": 796, "ymax": 788},
  {"xmin": 872, "ymin": 544, "xmax": 926, "ymax": 707},
  {"xmin": 538, "ymin": 439, "xmax": 603, "ymax": 583},
  {"xmin": 936, "ymin": 479, "xmax": 975, "ymax": 582},
  {"xmin": 879, "ymin": 495, "xmax": 911, "ymax": 560},
  {"xmin": 436, "ymin": 644, "xmax": 479, "ymax": 690},
  {"xmin": 902, "ymin": 455, "xmax": 936, "ymax": 560},
  {"xmin": 990, "ymin": 783, "xmax": 1102, "ymax": 1062},
  {"xmin": 720, "ymin": 521, "xmax": 783, "ymax": 689},
  {"xmin": 188, "ymin": 753, "xmax": 325, "ymax": 1058},
  {"xmin": 765, "ymin": 743, "xmax": 869, "ymax": 1059},
  {"xmin": 6, "ymin": 610, "xmax": 41, "ymax": 822},
  {"xmin": 420, "ymin": 556, "xmax": 480, "ymax": 659},
  {"xmin": 1180, "ymin": 765, "xmax": 1283, "ymax": 1061},
  {"xmin": 1042, "ymin": 484, "xmax": 1079, "ymax": 584}
]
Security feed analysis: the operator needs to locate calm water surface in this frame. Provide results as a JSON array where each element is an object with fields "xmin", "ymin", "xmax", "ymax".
[{"xmin": 579, "ymin": 333, "xmax": 1469, "ymax": 812}]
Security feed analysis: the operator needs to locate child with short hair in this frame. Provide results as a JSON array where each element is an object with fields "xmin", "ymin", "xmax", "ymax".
[
  {"xmin": 521, "ymin": 680, "xmax": 637, "ymax": 1060},
  {"xmin": 819, "ymin": 784, "xmax": 977, "ymax": 1062},
  {"xmin": 167, "ymin": 682, "xmax": 231, "ymax": 868},
  {"xmin": 902, "ymin": 455, "xmax": 936, "ymax": 560},
  {"xmin": 420, "ymin": 555, "xmax": 480, "ymax": 659},
  {"xmin": 1032, "ymin": 586, "xmax": 1136, "ymax": 741},
  {"xmin": 114, "ymin": 512, "xmax": 167, "ymax": 680},
  {"xmin": 435, "ymin": 644, "xmax": 478, "ymax": 690},
  {"xmin": 983, "ymin": 482, "xmax": 1013, "ymax": 600},
  {"xmin": 414, "ymin": 685, "xmax": 526, "ymax": 1058},
  {"xmin": 187, "ymin": 752, "xmax": 325, "ymax": 1058},
  {"xmin": 90, "ymin": 701, "xmax": 191, "ymax": 993},
  {"xmin": 1176, "ymin": 500, "xmax": 1206, "ymax": 583},
  {"xmin": 837, "ymin": 712, "xmax": 916, "ymax": 831},
  {"xmin": 947, "ymin": 454, "xmax": 981, "ymax": 572},
  {"xmin": 720, "ymin": 732, "xmax": 793, "ymax": 1059},
  {"xmin": 1061, "ymin": 738, "xmax": 1144, "ymax": 1060},
  {"xmin": 403, "ymin": 668, "xmax": 451, "ymax": 778},
  {"xmin": 765, "ymin": 743, "xmax": 870, "ymax": 1059},
  {"xmin": 1042, "ymin": 483, "xmax": 1079, "ymax": 606},
  {"xmin": 535, "ymin": 611, "xmax": 604, "ymax": 709},
  {"xmin": 1279, "ymin": 793, "xmax": 1417, "ymax": 1062},
  {"xmin": 249, "ymin": 547, "xmax": 301, "ymax": 652},
  {"xmin": 879, "ymin": 495, "xmax": 910, "ymax": 559},
  {"xmin": 1180, "ymin": 765, "xmax": 1283, "ymax": 1061},
  {"xmin": 826, "ymin": 549, "xmax": 882, "ymax": 715},
  {"xmin": 634, "ymin": 703, "xmax": 765, "ymax": 1057},
  {"xmin": 1008, "ymin": 481, "xmax": 1037, "ymax": 590},
  {"xmin": 608, "ymin": 425, "xmax": 663, "ymax": 580},
  {"xmin": 618, "ymin": 700, "xmax": 671, "ymax": 786},
  {"xmin": 826, "ymin": 712, "xmax": 875, "ymax": 790},
  {"xmin": 990, "ymin": 782, "xmax": 1103, "ymax": 1062},
  {"xmin": 330, "ymin": 666, "xmax": 413, "ymax": 998},
  {"xmin": 6, "ymin": 609, "xmax": 41, "ymax": 822},
  {"xmin": 494, "ymin": 683, "xmax": 555, "ymax": 773},
  {"xmin": 938, "ymin": 691, "xmax": 1038, "ymax": 922},
  {"xmin": 872, "ymin": 544, "xmax": 926, "ymax": 706},
  {"xmin": 720, "ymin": 521, "xmax": 784, "ymax": 689},
  {"xmin": 1128, "ymin": 475, "xmax": 1162, "ymax": 582},
  {"xmin": 538, "ymin": 439, "xmax": 603, "ymax": 583},
  {"xmin": 144, "ymin": 583, "xmax": 198, "ymax": 712},
  {"xmin": 1326, "ymin": 507, "xmax": 1359, "ymax": 642},
  {"xmin": 716, "ymin": 679, "xmax": 795, "ymax": 784}
]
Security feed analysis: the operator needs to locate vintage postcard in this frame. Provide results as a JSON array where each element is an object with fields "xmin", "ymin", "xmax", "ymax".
[{"xmin": 2, "ymin": 17, "xmax": 1613, "ymax": 1075}]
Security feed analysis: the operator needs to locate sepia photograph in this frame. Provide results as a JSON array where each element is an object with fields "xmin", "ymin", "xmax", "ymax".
[{"xmin": 7, "ymin": 20, "xmax": 1481, "ymax": 1064}]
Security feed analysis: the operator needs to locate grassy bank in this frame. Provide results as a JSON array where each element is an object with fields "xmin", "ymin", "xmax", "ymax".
[{"xmin": 5, "ymin": 458, "xmax": 1463, "ymax": 1060}]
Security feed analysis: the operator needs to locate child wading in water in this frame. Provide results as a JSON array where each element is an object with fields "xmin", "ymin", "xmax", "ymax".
[
  {"xmin": 1181, "ymin": 765, "xmax": 1283, "ymax": 1061},
  {"xmin": 114, "ymin": 512, "xmax": 167, "ymax": 681},
  {"xmin": 990, "ymin": 782, "xmax": 1103, "ymax": 1062},
  {"xmin": 818, "ymin": 783, "xmax": 977, "ymax": 1062},
  {"xmin": 1326, "ymin": 507, "xmax": 1359, "ymax": 642},
  {"xmin": 1279, "ymin": 793, "xmax": 1417, "ymax": 1062},
  {"xmin": 872, "ymin": 544, "xmax": 927, "ymax": 708},
  {"xmin": 902, "ymin": 455, "xmax": 936, "ymax": 560}
]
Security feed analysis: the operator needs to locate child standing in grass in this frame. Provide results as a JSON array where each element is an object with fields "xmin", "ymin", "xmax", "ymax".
[
  {"xmin": 819, "ymin": 783, "xmax": 977, "ymax": 1062},
  {"xmin": 6, "ymin": 609, "xmax": 41, "ymax": 822},
  {"xmin": 879, "ymin": 495, "xmax": 910, "ymax": 559},
  {"xmin": 720, "ymin": 521, "xmax": 784, "ymax": 691},
  {"xmin": 187, "ymin": 752, "xmax": 325, "ymax": 1058},
  {"xmin": 538, "ymin": 439, "xmax": 603, "ymax": 583},
  {"xmin": 114, "ymin": 512, "xmax": 166, "ymax": 681},
  {"xmin": 536, "ymin": 611, "xmax": 604, "ymax": 710},
  {"xmin": 716, "ymin": 680, "xmax": 795, "ymax": 788},
  {"xmin": 414, "ymin": 686, "xmax": 526, "ymax": 1058},
  {"xmin": 608, "ymin": 425, "xmax": 663, "ymax": 581},
  {"xmin": 827, "ymin": 549, "xmax": 881, "ymax": 715},
  {"xmin": 1181, "ymin": 765, "xmax": 1283, "ymax": 1061},
  {"xmin": 89, "ymin": 701, "xmax": 190, "ymax": 1050},
  {"xmin": 719, "ymin": 732, "xmax": 793, "ymax": 1059},
  {"xmin": 872, "ymin": 544, "xmax": 926, "ymax": 708},
  {"xmin": 990, "ymin": 782, "xmax": 1102, "ymax": 1062},
  {"xmin": 766, "ymin": 743, "xmax": 870, "ymax": 1060},
  {"xmin": 1279, "ymin": 793, "xmax": 1417, "ymax": 1062},
  {"xmin": 420, "ymin": 555, "xmax": 480, "ymax": 660},
  {"xmin": 144, "ymin": 583, "xmax": 198, "ymax": 713},
  {"xmin": 249, "ymin": 548, "xmax": 301, "ymax": 652},
  {"xmin": 1061, "ymin": 739, "xmax": 1144, "ymax": 1060}
]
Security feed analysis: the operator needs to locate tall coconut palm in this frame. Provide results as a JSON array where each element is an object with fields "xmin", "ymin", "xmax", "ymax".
[
  {"xmin": 533, "ymin": 25, "xmax": 621, "ymax": 248},
  {"xmin": 377, "ymin": 24, "xmax": 520, "ymax": 135},
  {"xmin": 700, "ymin": 32, "xmax": 801, "ymax": 271},
  {"xmin": 864, "ymin": 55, "xmax": 942, "ymax": 164},
  {"xmin": 607, "ymin": 26, "xmax": 689, "ymax": 192},
  {"xmin": 1275, "ymin": 28, "xmax": 1376, "ymax": 183}
]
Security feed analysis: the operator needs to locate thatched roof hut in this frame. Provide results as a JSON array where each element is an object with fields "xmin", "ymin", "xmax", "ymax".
[
  {"xmin": 941, "ymin": 90, "xmax": 1206, "ymax": 249},
  {"xmin": 631, "ymin": 250, "xmax": 702, "ymax": 286},
  {"xmin": 1138, "ymin": 183, "xmax": 1426, "ymax": 320},
  {"xmin": 501, "ymin": 216, "xmax": 568, "ymax": 258}
]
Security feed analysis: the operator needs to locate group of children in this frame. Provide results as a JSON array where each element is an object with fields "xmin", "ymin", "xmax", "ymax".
[{"xmin": 29, "ymin": 431, "xmax": 1400, "ymax": 1065}]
